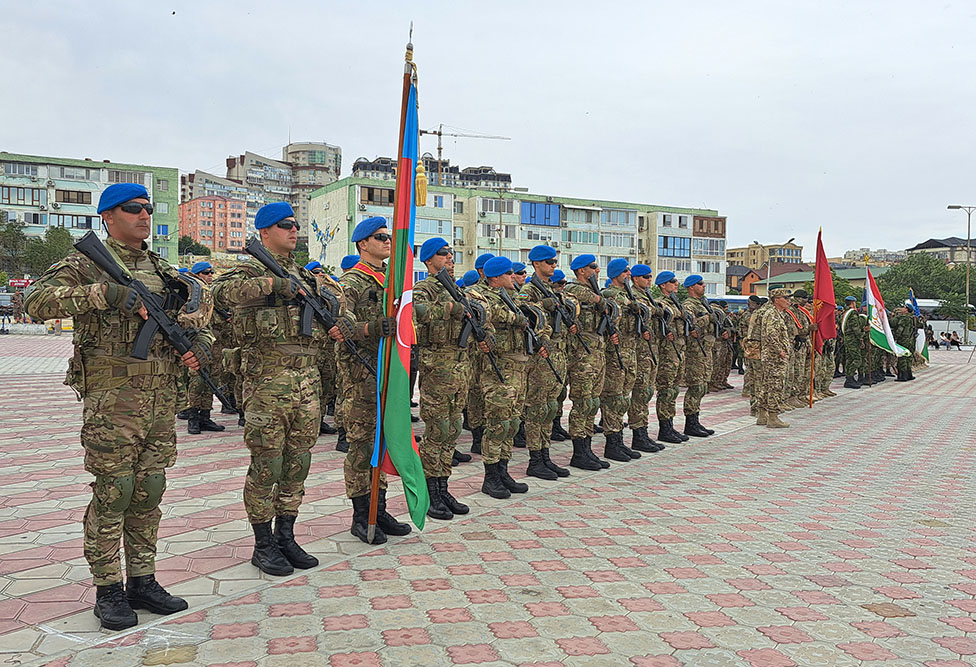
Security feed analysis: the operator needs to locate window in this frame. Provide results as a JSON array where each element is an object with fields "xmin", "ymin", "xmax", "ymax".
[
  {"xmin": 695, "ymin": 261, "xmax": 721, "ymax": 273},
  {"xmin": 55, "ymin": 190, "xmax": 92, "ymax": 204},
  {"xmin": 156, "ymin": 224, "xmax": 169, "ymax": 236},
  {"xmin": 361, "ymin": 187, "xmax": 394, "ymax": 205},
  {"xmin": 692, "ymin": 238, "xmax": 726, "ymax": 256},
  {"xmin": 523, "ymin": 227, "xmax": 554, "ymax": 242},
  {"xmin": 600, "ymin": 209, "xmax": 637, "ymax": 227},
  {"xmin": 157, "ymin": 179, "xmax": 169, "ymax": 191},
  {"xmin": 158, "ymin": 246, "xmax": 169, "ymax": 258},
  {"xmin": 521, "ymin": 202, "xmax": 559, "ymax": 227},
  {"xmin": 23, "ymin": 212, "xmax": 46, "ymax": 225},
  {"xmin": 453, "ymin": 200, "xmax": 464, "ymax": 214},
  {"xmin": 1, "ymin": 187, "xmax": 44, "ymax": 206},
  {"xmin": 662, "ymin": 214, "xmax": 672, "ymax": 227},
  {"xmin": 50, "ymin": 166, "xmax": 95, "ymax": 180},
  {"xmin": 658, "ymin": 235, "xmax": 691, "ymax": 258},
  {"xmin": 155, "ymin": 202, "xmax": 169, "ymax": 214},
  {"xmin": 560, "ymin": 208, "xmax": 598, "ymax": 224},
  {"xmin": 705, "ymin": 282, "xmax": 718, "ymax": 295},
  {"xmin": 108, "ymin": 170, "xmax": 147, "ymax": 184},
  {"xmin": 657, "ymin": 258, "xmax": 692, "ymax": 272},
  {"xmin": 3, "ymin": 163, "xmax": 38, "ymax": 177},
  {"xmin": 432, "ymin": 195, "xmax": 444, "ymax": 208},
  {"xmin": 454, "ymin": 226, "xmax": 464, "ymax": 242},
  {"xmin": 600, "ymin": 232, "xmax": 635, "ymax": 248},
  {"xmin": 417, "ymin": 218, "xmax": 450, "ymax": 235},
  {"xmin": 561, "ymin": 229, "xmax": 599, "ymax": 244},
  {"xmin": 231, "ymin": 222, "xmax": 243, "ymax": 228},
  {"xmin": 481, "ymin": 198, "xmax": 514, "ymax": 214},
  {"xmin": 479, "ymin": 223, "xmax": 497, "ymax": 237},
  {"xmin": 50, "ymin": 214, "xmax": 96, "ymax": 229},
  {"xmin": 678, "ymin": 215, "xmax": 688, "ymax": 229}
]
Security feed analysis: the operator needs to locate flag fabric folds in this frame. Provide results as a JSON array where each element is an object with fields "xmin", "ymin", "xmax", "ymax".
[
  {"xmin": 370, "ymin": 47, "xmax": 429, "ymax": 529},
  {"xmin": 865, "ymin": 268, "xmax": 911, "ymax": 357},
  {"xmin": 812, "ymin": 229, "xmax": 836, "ymax": 353}
]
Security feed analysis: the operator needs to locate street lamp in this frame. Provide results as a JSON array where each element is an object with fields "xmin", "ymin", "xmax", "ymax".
[{"xmin": 947, "ymin": 205, "xmax": 973, "ymax": 345}]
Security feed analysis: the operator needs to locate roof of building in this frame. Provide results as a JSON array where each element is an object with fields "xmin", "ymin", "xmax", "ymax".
[
  {"xmin": 907, "ymin": 237, "xmax": 976, "ymax": 251},
  {"xmin": 755, "ymin": 265, "xmax": 890, "ymax": 285},
  {"xmin": 725, "ymin": 265, "xmax": 753, "ymax": 277}
]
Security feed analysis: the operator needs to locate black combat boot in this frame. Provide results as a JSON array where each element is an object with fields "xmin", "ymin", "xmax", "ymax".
[
  {"xmin": 176, "ymin": 409, "xmax": 192, "ymax": 420},
  {"xmin": 906, "ymin": 369, "xmax": 916, "ymax": 380},
  {"xmin": 585, "ymin": 436, "xmax": 611, "ymax": 468},
  {"xmin": 631, "ymin": 427, "xmax": 663, "ymax": 453},
  {"xmin": 349, "ymin": 495, "xmax": 387, "ymax": 545},
  {"xmin": 197, "ymin": 410, "xmax": 225, "ymax": 432},
  {"xmin": 683, "ymin": 413, "xmax": 712, "ymax": 438},
  {"xmin": 603, "ymin": 431, "xmax": 632, "ymax": 462},
  {"xmin": 620, "ymin": 436, "xmax": 641, "ymax": 459},
  {"xmin": 335, "ymin": 427, "xmax": 348, "ymax": 453},
  {"xmin": 885, "ymin": 368, "xmax": 896, "ymax": 377},
  {"xmin": 671, "ymin": 419, "xmax": 690, "ymax": 441},
  {"xmin": 876, "ymin": 370, "xmax": 886, "ymax": 383},
  {"xmin": 540, "ymin": 447, "xmax": 570, "ymax": 477},
  {"xmin": 593, "ymin": 419, "xmax": 605, "ymax": 434},
  {"xmin": 462, "ymin": 408, "xmax": 470, "ymax": 431},
  {"xmin": 326, "ymin": 397, "xmax": 336, "ymax": 416},
  {"xmin": 481, "ymin": 462, "xmax": 511, "ymax": 499},
  {"xmin": 94, "ymin": 582, "xmax": 138, "ymax": 631},
  {"xmin": 319, "ymin": 420, "xmax": 338, "ymax": 435},
  {"xmin": 895, "ymin": 369, "xmax": 907, "ymax": 382},
  {"xmin": 426, "ymin": 477, "xmax": 453, "ymax": 521},
  {"xmin": 220, "ymin": 402, "xmax": 238, "ymax": 415},
  {"xmin": 658, "ymin": 418, "xmax": 684, "ymax": 444},
  {"xmin": 550, "ymin": 418, "xmax": 570, "ymax": 442},
  {"xmin": 470, "ymin": 426, "xmax": 483, "ymax": 454},
  {"xmin": 513, "ymin": 421, "xmax": 526, "ymax": 448},
  {"xmin": 570, "ymin": 437, "xmax": 602, "ymax": 470},
  {"xmin": 126, "ymin": 574, "xmax": 188, "ymax": 615},
  {"xmin": 274, "ymin": 515, "xmax": 319, "ymax": 569},
  {"xmin": 499, "ymin": 459, "xmax": 529, "ymax": 493},
  {"xmin": 250, "ymin": 522, "xmax": 293, "ymax": 576},
  {"xmin": 526, "ymin": 449, "xmax": 558, "ymax": 480},
  {"xmin": 454, "ymin": 448, "xmax": 471, "ymax": 463},
  {"xmin": 438, "ymin": 477, "xmax": 469, "ymax": 514},
  {"xmin": 238, "ymin": 412, "xmax": 245, "ymax": 427},
  {"xmin": 843, "ymin": 375, "xmax": 861, "ymax": 389},
  {"xmin": 376, "ymin": 489, "xmax": 412, "ymax": 536},
  {"xmin": 187, "ymin": 409, "xmax": 202, "ymax": 435}
]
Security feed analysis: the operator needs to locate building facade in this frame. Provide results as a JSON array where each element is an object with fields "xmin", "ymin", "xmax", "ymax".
[
  {"xmin": 727, "ymin": 240, "xmax": 804, "ymax": 270},
  {"xmin": 905, "ymin": 238, "xmax": 974, "ymax": 266},
  {"xmin": 752, "ymin": 266, "xmax": 889, "ymax": 297},
  {"xmin": 843, "ymin": 247, "xmax": 907, "ymax": 265},
  {"xmin": 1, "ymin": 151, "xmax": 178, "ymax": 263},
  {"xmin": 307, "ymin": 177, "xmax": 726, "ymax": 294},
  {"xmin": 351, "ymin": 157, "xmax": 512, "ymax": 191},
  {"xmin": 178, "ymin": 196, "xmax": 247, "ymax": 254}
]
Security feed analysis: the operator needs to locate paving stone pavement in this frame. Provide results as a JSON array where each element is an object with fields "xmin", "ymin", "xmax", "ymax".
[{"xmin": 1, "ymin": 334, "xmax": 974, "ymax": 666}]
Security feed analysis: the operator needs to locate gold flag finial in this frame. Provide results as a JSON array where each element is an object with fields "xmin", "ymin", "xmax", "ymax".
[{"xmin": 415, "ymin": 161, "xmax": 428, "ymax": 206}]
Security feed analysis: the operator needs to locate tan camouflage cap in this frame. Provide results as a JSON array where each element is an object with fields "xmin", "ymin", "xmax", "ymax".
[{"xmin": 770, "ymin": 288, "xmax": 792, "ymax": 298}]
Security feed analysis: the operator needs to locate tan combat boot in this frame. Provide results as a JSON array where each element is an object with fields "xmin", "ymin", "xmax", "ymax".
[
  {"xmin": 766, "ymin": 412, "xmax": 789, "ymax": 428},
  {"xmin": 824, "ymin": 388, "xmax": 837, "ymax": 397},
  {"xmin": 755, "ymin": 409, "xmax": 767, "ymax": 426},
  {"xmin": 749, "ymin": 405, "xmax": 757, "ymax": 417}
]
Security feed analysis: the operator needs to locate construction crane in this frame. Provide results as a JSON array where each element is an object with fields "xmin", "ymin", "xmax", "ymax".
[{"xmin": 419, "ymin": 124, "xmax": 511, "ymax": 186}]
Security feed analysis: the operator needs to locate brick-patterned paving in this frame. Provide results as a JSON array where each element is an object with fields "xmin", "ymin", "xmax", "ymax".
[{"xmin": 0, "ymin": 334, "xmax": 973, "ymax": 665}]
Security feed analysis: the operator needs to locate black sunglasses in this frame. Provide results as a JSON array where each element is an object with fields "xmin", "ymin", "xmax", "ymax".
[
  {"xmin": 588, "ymin": 263, "xmax": 599, "ymax": 270},
  {"xmin": 119, "ymin": 202, "xmax": 154, "ymax": 214},
  {"xmin": 199, "ymin": 270, "xmax": 214, "ymax": 275},
  {"xmin": 276, "ymin": 220, "xmax": 300, "ymax": 231},
  {"xmin": 515, "ymin": 270, "xmax": 526, "ymax": 275},
  {"xmin": 669, "ymin": 279, "xmax": 678, "ymax": 284},
  {"xmin": 372, "ymin": 233, "xmax": 392, "ymax": 242},
  {"xmin": 434, "ymin": 248, "xmax": 451, "ymax": 256},
  {"xmin": 556, "ymin": 280, "xmax": 567, "ymax": 286},
  {"xmin": 311, "ymin": 268, "xmax": 324, "ymax": 274},
  {"xmin": 504, "ymin": 270, "xmax": 514, "ymax": 276},
  {"xmin": 542, "ymin": 259, "xmax": 558, "ymax": 266}
]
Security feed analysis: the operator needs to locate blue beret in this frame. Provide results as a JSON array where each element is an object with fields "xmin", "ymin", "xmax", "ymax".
[
  {"xmin": 456, "ymin": 278, "xmax": 465, "ymax": 287},
  {"xmin": 462, "ymin": 270, "xmax": 480, "ymax": 286},
  {"xmin": 570, "ymin": 254, "xmax": 596, "ymax": 271},
  {"xmin": 304, "ymin": 260, "xmax": 322, "ymax": 272},
  {"xmin": 419, "ymin": 237, "xmax": 449, "ymax": 263},
  {"xmin": 341, "ymin": 255, "xmax": 359, "ymax": 271},
  {"xmin": 845, "ymin": 296, "xmax": 857, "ymax": 302},
  {"xmin": 683, "ymin": 274, "xmax": 704, "ymax": 288},
  {"xmin": 97, "ymin": 183, "xmax": 150, "ymax": 213},
  {"xmin": 551, "ymin": 270, "xmax": 566, "ymax": 283},
  {"xmin": 861, "ymin": 300, "xmax": 867, "ymax": 307},
  {"xmin": 631, "ymin": 264, "xmax": 651, "ymax": 278},
  {"xmin": 330, "ymin": 275, "xmax": 339, "ymax": 281},
  {"xmin": 607, "ymin": 258, "xmax": 629, "ymax": 279},
  {"xmin": 528, "ymin": 245, "xmax": 557, "ymax": 262},
  {"xmin": 512, "ymin": 262, "xmax": 526, "ymax": 273},
  {"xmin": 254, "ymin": 202, "xmax": 295, "ymax": 230},
  {"xmin": 191, "ymin": 261, "xmax": 212, "ymax": 274},
  {"xmin": 178, "ymin": 267, "xmax": 189, "ymax": 274},
  {"xmin": 484, "ymin": 256, "xmax": 513, "ymax": 278},
  {"xmin": 604, "ymin": 277, "xmax": 612, "ymax": 288},
  {"xmin": 351, "ymin": 216, "xmax": 388, "ymax": 243},
  {"xmin": 654, "ymin": 270, "xmax": 676, "ymax": 286},
  {"xmin": 475, "ymin": 253, "xmax": 496, "ymax": 270}
]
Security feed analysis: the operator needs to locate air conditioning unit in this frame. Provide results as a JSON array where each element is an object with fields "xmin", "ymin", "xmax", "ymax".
[
  {"xmin": 358, "ymin": 203, "xmax": 367, "ymax": 211},
  {"xmin": 323, "ymin": 202, "xmax": 330, "ymax": 209},
  {"xmin": 39, "ymin": 205, "xmax": 47, "ymax": 211},
  {"xmin": 488, "ymin": 238, "xmax": 496, "ymax": 245},
  {"xmin": 628, "ymin": 249, "xmax": 636, "ymax": 255},
  {"xmin": 456, "ymin": 239, "xmax": 465, "ymax": 246},
  {"xmin": 550, "ymin": 241, "xmax": 559, "ymax": 247},
  {"xmin": 546, "ymin": 196, "xmax": 554, "ymax": 203},
  {"xmin": 479, "ymin": 211, "xmax": 487, "ymax": 217},
  {"xmin": 565, "ymin": 242, "xmax": 572, "ymax": 249},
  {"xmin": 467, "ymin": 249, "xmax": 474, "ymax": 255},
  {"xmin": 52, "ymin": 202, "xmax": 61, "ymax": 209},
  {"xmin": 47, "ymin": 180, "xmax": 55, "ymax": 187},
  {"xmin": 30, "ymin": 175, "xmax": 38, "ymax": 182}
]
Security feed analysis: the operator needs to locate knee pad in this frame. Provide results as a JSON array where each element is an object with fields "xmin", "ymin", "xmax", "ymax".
[
  {"xmin": 449, "ymin": 416, "xmax": 463, "ymax": 441},
  {"xmin": 545, "ymin": 399, "xmax": 561, "ymax": 423},
  {"xmin": 130, "ymin": 472, "xmax": 166, "ymax": 512},
  {"xmin": 284, "ymin": 451, "xmax": 312, "ymax": 484},
  {"xmin": 95, "ymin": 473, "xmax": 135, "ymax": 513},
  {"xmin": 501, "ymin": 418, "xmax": 518, "ymax": 439},
  {"xmin": 252, "ymin": 454, "xmax": 284, "ymax": 486}
]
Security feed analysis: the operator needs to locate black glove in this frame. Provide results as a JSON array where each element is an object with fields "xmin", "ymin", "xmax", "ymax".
[
  {"xmin": 271, "ymin": 276, "xmax": 301, "ymax": 299},
  {"xmin": 367, "ymin": 316, "xmax": 396, "ymax": 339},
  {"xmin": 540, "ymin": 297, "xmax": 555, "ymax": 312},
  {"xmin": 103, "ymin": 283, "xmax": 143, "ymax": 317},
  {"xmin": 595, "ymin": 297, "xmax": 608, "ymax": 314},
  {"xmin": 188, "ymin": 338, "xmax": 212, "ymax": 370},
  {"xmin": 335, "ymin": 316, "xmax": 356, "ymax": 340}
]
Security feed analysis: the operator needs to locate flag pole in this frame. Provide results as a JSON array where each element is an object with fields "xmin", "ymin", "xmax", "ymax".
[
  {"xmin": 367, "ymin": 34, "xmax": 414, "ymax": 544},
  {"xmin": 808, "ymin": 302, "xmax": 816, "ymax": 408}
]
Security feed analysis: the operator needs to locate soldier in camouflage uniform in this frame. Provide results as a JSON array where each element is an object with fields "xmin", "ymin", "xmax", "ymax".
[
  {"xmin": 338, "ymin": 218, "xmax": 411, "ymax": 544},
  {"xmin": 739, "ymin": 296, "xmax": 762, "ymax": 411},
  {"xmin": 333, "ymin": 255, "xmax": 360, "ymax": 452},
  {"xmin": 25, "ymin": 184, "xmax": 209, "ymax": 630},
  {"xmin": 478, "ymin": 256, "xmax": 542, "ymax": 497},
  {"xmin": 599, "ymin": 258, "xmax": 642, "ymax": 462},
  {"xmin": 302, "ymin": 261, "xmax": 339, "ymax": 437},
  {"xmin": 627, "ymin": 264, "xmax": 664, "ymax": 453},
  {"xmin": 413, "ymin": 238, "xmax": 487, "ymax": 520},
  {"xmin": 518, "ymin": 245, "xmax": 571, "ymax": 480},
  {"xmin": 680, "ymin": 275, "xmax": 717, "ymax": 437},
  {"xmin": 564, "ymin": 254, "xmax": 613, "ymax": 471},
  {"xmin": 185, "ymin": 261, "xmax": 227, "ymax": 435},
  {"xmin": 708, "ymin": 301, "xmax": 734, "ymax": 391},
  {"xmin": 841, "ymin": 296, "xmax": 864, "ymax": 388},
  {"xmin": 214, "ymin": 202, "xmax": 350, "ymax": 575},
  {"xmin": 654, "ymin": 271, "xmax": 688, "ymax": 444},
  {"xmin": 465, "ymin": 253, "xmax": 495, "ymax": 454},
  {"xmin": 748, "ymin": 288, "xmax": 790, "ymax": 428},
  {"xmin": 788, "ymin": 290, "xmax": 816, "ymax": 406},
  {"xmin": 892, "ymin": 304, "xmax": 917, "ymax": 381}
]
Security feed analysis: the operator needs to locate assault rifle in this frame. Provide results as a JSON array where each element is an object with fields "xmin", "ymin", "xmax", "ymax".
[
  {"xmin": 528, "ymin": 274, "xmax": 590, "ymax": 354},
  {"xmin": 670, "ymin": 291, "xmax": 707, "ymax": 356},
  {"xmin": 624, "ymin": 279, "xmax": 657, "ymax": 365},
  {"xmin": 244, "ymin": 237, "xmax": 375, "ymax": 377},
  {"xmin": 702, "ymin": 297, "xmax": 736, "ymax": 357},
  {"xmin": 588, "ymin": 274, "xmax": 625, "ymax": 369},
  {"xmin": 433, "ymin": 268, "xmax": 504, "ymax": 383},
  {"xmin": 497, "ymin": 287, "xmax": 563, "ymax": 383},
  {"xmin": 74, "ymin": 231, "xmax": 236, "ymax": 412},
  {"xmin": 642, "ymin": 287, "xmax": 682, "ymax": 361}
]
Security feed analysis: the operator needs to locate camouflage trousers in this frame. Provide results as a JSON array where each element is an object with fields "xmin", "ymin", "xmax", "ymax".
[
  {"xmin": 339, "ymin": 359, "xmax": 387, "ymax": 498},
  {"xmin": 176, "ymin": 367, "xmax": 189, "ymax": 411},
  {"xmin": 334, "ymin": 353, "xmax": 347, "ymax": 430},
  {"xmin": 655, "ymin": 336, "xmax": 686, "ymax": 420},
  {"xmin": 743, "ymin": 359, "xmax": 756, "ymax": 401},
  {"xmin": 418, "ymin": 347, "xmax": 470, "ymax": 478},
  {"xmin": 682, "ymin": 339, "xmax": 712, "ymax": 416},
  {"xmin": 709, "ymin": 341, "xmax": 733, "ymax": 387},
  {"xmin": 567, "ymin": 333, "xmax": 606, "ymax": 438},
  {"xmin": 600, "ymin": 340, "xmax": 637, "ymax": 433},
  {"xmin": 525, "ymin": 342, "xmax": 566, "ymax": 452},
  {"xmin": 242, "ymin": 362, "xmax": 320, "ymax": 523},
  {"xmin": 318, "ymin": 344, "xmax": 337, "ymax": 420},
  {"xmin": 466, "ymin": 352, "xmax": 485, "ymax": 430},
  {"xmin": 81, "ymin": 380, "xmax": 178, "ymax": 586},
  {"xmin": 483, "ymin": 354, "xmax": 528, "ymax": 465},
  {"xmin": 628, "ymin": 338, "xmax": 658, "ymax": 429},
  {"xmin": 815, "ymin": 348, "xmax": 833, "ymax": 393},
  {"xmin": 791, "ymin": 343, "xmax": 812, "ymax": 398},
  {"xmin": 756, "ymin": 357, "xmax": 787, "ymax": 413},
  {"xmin": 844, "ymin": 340, "xmax": 863, "ymax": 377},
  {"xmin": 896, "ymin": 351, "xmax": 912, "ymax": 372}
]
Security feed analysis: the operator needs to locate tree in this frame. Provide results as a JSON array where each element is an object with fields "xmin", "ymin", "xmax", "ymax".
[
  {"xmin": 294, "ymin": 238, "xmax": 310, "ymax": 269},
  {"xmin": 875, "ymin": 253, "xmax": 966, "ymax": 306},
  {"xmin": 800, "ymin": 269, "xmax": 860, "ymax": 305},
  {"xmin": 934, "ymin": 292, "xmax": 967, "ymax": 323},
  {"xmin": 23, "ymin": 227, "xmax": 74, "ymax": 276},
  {"xmin": 178, "ymin": 234, "xmax": 211, "ymax": 257},
  {"xmin": 0, "ymin": 215, "xmax": 27, "ymax": 277}
]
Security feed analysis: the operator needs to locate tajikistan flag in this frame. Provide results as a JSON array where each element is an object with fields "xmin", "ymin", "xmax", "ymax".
[{"xmin": 866, "ymin": 268, "xmax": 911, "ymax": 357}]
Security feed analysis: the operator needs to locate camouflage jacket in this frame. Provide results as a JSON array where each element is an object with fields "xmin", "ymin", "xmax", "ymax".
[
  {"xmin": 892, "ymin": 312, "xmax": 917, "ymax": 347},
  {"xmin": 841, "ymin": 306, "xmax": 865, "ymax": 345},
  {"xmin": 601, "ymin": 284, "xmax": 638, "ymax": 340},
  {"xmin": 515, "ymin": 276, "xmax": 558, "ymax": 342},
  {"xmin": 413, "ymin": 273, "xmax": 482, "ymax": 349},
  {"xmin": 25, "ymin": 237, "xmax": 213, "ymax": 394},
  {"xmin": 337, "ymin": 261, "xmax": 388, "ymax": 367},
  {"xmin": 681, "ymin": 296, "xmax": 715, "ymax": 345},
  {"xmin": 750, "ymin": 303, "xmax": 790, "ymax": 361},
  {"xmin": 564, "ymin": 280, "xmax": 604, "ymax": 344},
  {"xmin": 482, "ymin": 287, "xmax": 530, "ymax": 361}
]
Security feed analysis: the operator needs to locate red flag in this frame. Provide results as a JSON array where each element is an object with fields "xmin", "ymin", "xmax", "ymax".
[{"xmin": 812, "ymin": 228, "xmax": 836, "ymax": 353}]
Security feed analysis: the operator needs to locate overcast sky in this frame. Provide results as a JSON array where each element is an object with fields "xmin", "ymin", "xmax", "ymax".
[{"xmin": 4, "ymin": 1, "xmax": 976, "ymax": 258}]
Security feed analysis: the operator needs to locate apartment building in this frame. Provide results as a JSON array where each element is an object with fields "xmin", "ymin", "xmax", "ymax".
[
  {"xmin": 726, "ymin": 240, "xmax": 804, "ymax": 270},
  {"xmin": 178, "ymin": 196, "xmax": 247, "ymax": 254}
]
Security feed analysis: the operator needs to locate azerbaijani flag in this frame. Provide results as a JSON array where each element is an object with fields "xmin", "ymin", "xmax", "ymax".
[
  {"xmin": 865, "ymin": 267, "xmax": 911, "ymax": 357},
  {"xmin": 812, "ymin": 228, "xmax": 836, "ymax": 353},
  {"xmin": 909, "ymin": 289, "xmax": 929, "ymax": 361},
  {"xmin": 371, "ymin": 42, "xmax": 429, "ymax": 529}
]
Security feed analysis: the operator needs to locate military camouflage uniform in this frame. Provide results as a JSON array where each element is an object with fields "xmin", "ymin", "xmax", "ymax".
[
  {"xmin": 892, "ymin": 311, "xmax": 916, "ymax": 374},
  {"xmin": 317, "ymin": 334, "xmax": 337, "ymax": 421},
  {"xmin": 749, "ymin": 302, "xmax": 789, "ymax": 414},
  {"xmin": 738, "ymin": 308, "xmax": 758, "ymax": 404},
  {"xmin": 628, "ymin": 289, "xmax": 660, "ymax": 430},
  {"xmin": 464, "ymin": 281, "xmax": 489, "ymax": 435},
  {"xmin": 841, "ymin": 306, "xmax": 864, "ymax": 380},
  {"xmin": 564, "ymin": 280, "xmax": 606, "ymax": 437},
  {"xmin": 516, "ymin": 277, "xmax": 561, "ymax": 453},
  {"xmin": 25, "ymin": 238, "xmax": 213, "ymax": 586},
  {"xmin": 655, "ymin": 296, "xmax": 686, "ymax": 420},
  {"xmin": 600, "ymin": 284, "xmax": 638, "ymax": 433},
  {"xmin": 680, "ymin": 297, "xmax": 714, "ymax": 416},
  {"xmin": 213, "ymin": 253, "xmax": 345, "ymax": 522},
  {"xmin": 789, "ymin": 304, "xmax": 814, "ymax": 401}
]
